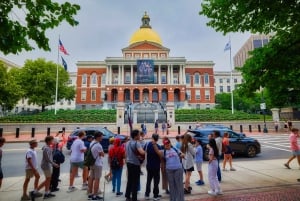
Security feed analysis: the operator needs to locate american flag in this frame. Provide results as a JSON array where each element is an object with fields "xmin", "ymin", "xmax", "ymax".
[{"xmin": 59, "ymin": 39, "xmax": 69, "ymax": 55}]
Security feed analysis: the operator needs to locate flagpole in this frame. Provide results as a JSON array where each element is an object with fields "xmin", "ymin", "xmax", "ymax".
[
  {"xmin": 229, "ymin": 37, "xmax": 234, "ymax": 114},
  {"xmin": 55, "ymin": 35, "xmax": 60, "ymax": 115}
]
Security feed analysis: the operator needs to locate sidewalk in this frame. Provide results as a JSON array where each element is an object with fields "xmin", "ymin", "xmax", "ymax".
[{"xmin": 1, "ymin": 157, "xmax": 299, "ymax": 201}]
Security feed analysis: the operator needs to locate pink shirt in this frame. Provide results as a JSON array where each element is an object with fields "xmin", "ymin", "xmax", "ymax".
[{"xmin": 289, "ymin": 132, "xmax": 299, "ymax": 151}]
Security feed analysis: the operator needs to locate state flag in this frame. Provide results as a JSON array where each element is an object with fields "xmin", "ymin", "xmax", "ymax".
[{"xmin": 61, "ymin": 56, "xmax": 68, "ymax": 71}]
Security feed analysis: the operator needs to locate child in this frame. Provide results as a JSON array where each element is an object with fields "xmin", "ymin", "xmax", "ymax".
[{"xmin": 194, "ymin": 139, "xmax": 204, "ymax": 185}]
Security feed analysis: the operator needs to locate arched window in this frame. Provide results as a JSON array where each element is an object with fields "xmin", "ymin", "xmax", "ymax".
[
  {"xmin": 194, "ymin": 73, "xmax": 200, "ymax": 85},
  {"xmin": 91, "ymin": 73, "xmax": 97, "ymax": 86},
  {"xmin": 204, "ymin": 73, "xmax": 209, "ymax": 85},
  {"xmin": 82, "ymin": 74, "xmax": 87, "ymax": 86}
]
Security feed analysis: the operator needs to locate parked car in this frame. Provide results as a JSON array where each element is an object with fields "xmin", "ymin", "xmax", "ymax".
[
  {"xmin": 66, "ymin": 127, "xmax": 126, "ymax": 152},
  {"xmin": 187, "ymin": 127, "xmax": 261, "ymax": 161}
]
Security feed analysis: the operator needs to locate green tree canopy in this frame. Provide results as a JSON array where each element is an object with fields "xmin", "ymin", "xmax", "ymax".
[
  {"xmin": 0, "ymin": 62, "xmax": 23, "ymax": 113},
  {"xmin": 0, "ymin": 1, "xmax": 80, "ymax": 54},
  {"xmin": 19, "ymin": 58, "xmax": 75, "ymax": 111},
  {"xmin": 200, "ymin": 0, "xmax": 300, "ymax": 107}
]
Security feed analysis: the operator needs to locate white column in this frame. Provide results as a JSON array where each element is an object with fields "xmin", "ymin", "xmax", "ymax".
[
  {"xmin": 121, "ymin": 65, "xmax": 124, "ymax": 84},
  {"xmin": 118, "ymin": 65, "xmax": 122, "ymax": 85},
  {"xmin": 106, "ymin": 66, "xmax": 109, "ymax": 85},
  {"xmin": 170, "ymin": 65, "xmax": 173, "ymax": 85},
  {"xmin": 179, "ymin": 65, "xmax": 182, "ymax": 84},
  {"xmin": 168, "ymin": 65, "xmax": 171, "ymax": 84},
  {"xmin": 182, "ymin": 65, "xmax": 186, "ymax": 84},
  {"xmin": 131, "ymin": 65, "xmax": 133, "ymax": 84},
  {"xmin": 158, "ymin": 65, "xmax": 161, "ymax": 84}
]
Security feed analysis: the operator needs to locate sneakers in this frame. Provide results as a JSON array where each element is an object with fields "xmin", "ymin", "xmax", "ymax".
[
  {"xmin": 82, "ymin": 183, "xmax": 88, "ymax": 190},
  {"xmin": 230, "ymin": 168, "xmax": 236, "ymax": 171},
  {"xmin": 145, "ymin": 195, "xmax": 150, "ymax": 200},
  {"xmin": 91, "ymin": 195, "xmax": 103, "ymax": 200},
  {"xmin": 284, "ymin": 163, "xmax": 291, "ymax": 169},
  {"xmin": 43, "ymin": 193, "xmax": 55, "ymax": 199},
  {"xmin": 20, "ymin": 195, "xmax": 30, "ymax": 201},
  {"xmin": 208, "ymin": 190, "xmax": 217, "ymax": 196},
  {"xmin": 195, "ymin": 180, "xmax": 205, "ymax": 185},
  {"xmin": 153, "ymin": 197, "xmax": 160, "ymax": 201},
  {"xmin": 67, "ymin": 186, "xmax": 77, "ymax": 193},
  {"xmin": 116, "ymin": 192, "xmax": 123, "ymax": 197},
  {"xmin": 216, "ymin": 190, "xmax": 223, "ymax": 195},
  {"xmin": 222, "ymin": 168, "xmax": 227, "ymax": 171},
  {"xmin": 184, "ymin": 188, "xmax": 191, "ymax": 194}
]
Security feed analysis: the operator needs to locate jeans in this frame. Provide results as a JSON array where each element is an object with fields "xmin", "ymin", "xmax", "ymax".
[
  {"xmin": 217, "ymin": 156, "xmax": 221, "ymax": 182},
  {"xmin": 112, "ymin": 168, "xmax": 123, "ymax": 193},
  {"xmin": 50, "ymin": 165, "xmax": 60, "ymax": 190},
  {"xmin": 145, "ymin": 167, "xmax": 160, "ymax": 197}
]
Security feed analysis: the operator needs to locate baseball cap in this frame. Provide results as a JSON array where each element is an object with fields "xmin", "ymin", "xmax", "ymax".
[{"xmin": 163, "ymin": 139, "xmax": 170, "ymax": 145}]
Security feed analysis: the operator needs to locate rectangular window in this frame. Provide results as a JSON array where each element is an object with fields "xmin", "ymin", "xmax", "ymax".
[
  {"xmin": 205, "ymin": 89, "xmax": 210, "ymax": 100},
  {"xmin": 219, "ymin": 78, "xmax": 223, "ymax": 83},
  {"xmin": 185, "ymin": 73, "xmax": 190, "ymax": 84},
  {"xmin": 227, "ymin": 86, "xmax": 231, "ymax": 92},
  {"xmin": 67, "ymin": 79, "xmax": 72, "ymax": 85},
  {"xmin": 91, "ymin": 89, "xmax": 96, "ymax": 101},
  {"xmin": 81, "ymin": 90, "xmax": 86, "ymax": 101},
  {"xmin": 204, "ymin": 73, "xmax": 209, "ymax": 85},
  {"xmin": 125, "ymin": 72, "xmax": 131, "ymax": 84},
  {"xmin": 113, "ymin": 74, "xmax": 118, "ymax": 84},
  {"xmin": 234, "ymin": 78, "xmax": 237, "ymax": 83},
  {"xmin": 101, "ymin": 74, "xmax": 106, "ymax": 85},
  {"xmin": 101, "ymin": 91, "xmax": 106, "ymax": 100},
  {"xmin": 173, "ymin": 73, "xmax": 178, "ymax": 84},
  {"xmin": 220, "ymin": 86, "xmax": 223, "ymax": 93},
  {"xmin": 227, "ymin": 78, "xmax": 230, "ymax": 83},
  {"xmin": 161, "ymin": 72, "xmax": 167, "ymax": 84},
  {"xmin": 195, "ymin": 90, "xmax": 201, "ymax": 100},
  {"xmin": 186, "ymin": 90, "xmax": 191, "ymax": 100}
]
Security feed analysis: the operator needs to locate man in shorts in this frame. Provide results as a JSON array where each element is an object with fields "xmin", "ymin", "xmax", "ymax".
[
  {"xmin": 87, "ymin": 131, "xmax": 105, "ymax": 200},
  {"xmin": 40, "ymin": 136, "xmax": 59, "ymax": 199},
  {"xmin": 68, "ymin": 130, "xmax": 88, "ymax": 192},
  {"xmin": 21, "ymin": 139, "xmax": 43, "ymax": 201}
]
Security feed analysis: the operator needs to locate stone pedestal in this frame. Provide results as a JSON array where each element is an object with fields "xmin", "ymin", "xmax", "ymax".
[
  {"xmin": 271, "ymin": 108, "xmax": 280, "ymax": 122},
  {"xmin": 116, "ymin": 102, "xmax": 125, "ymax": 127},
  {"xmin": 166, "ymin": 102, "xmax": 175, "ymax": 125}
]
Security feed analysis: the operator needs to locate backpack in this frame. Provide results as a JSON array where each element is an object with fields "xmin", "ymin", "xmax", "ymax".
[
  {"xmin": 53, "ymin": 149, "xmax": 65, "ymax": 164},
  {"xmin": 110, "ymin": 155, "xmax": 121, "ymax": 169},
  {"xmin": 84, "ymin": 143, "xmax": 97, "ymax": 167}
]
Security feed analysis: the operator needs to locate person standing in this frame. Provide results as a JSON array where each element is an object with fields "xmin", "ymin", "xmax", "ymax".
[
  {"xmin": 109, "ymin": 138, "xmax": 125, "ymax": 197},
  {"xmin": 87, "ymin": 131, "xmax": 105, "ymax": 200},
  {"xmin": 213, "ymin": 131, "xmax": 222, "ymax": 182},
  {"xmin": 125, "ymin": 129, "xmax": 145, "ymax": 201},
  {"xmin": 284, "ymin": 128, "xmax": 300, "ymax": 169},
  {"xmin": 21, "ymin": 140, "xmax": 43, "ymax": 200},
  {"xmin": 194, "ymin": 139, "xmax": 204, "ymax": 185},
  {"xmin": 68, "ymin": 131, "xmax": 88, "ymax": 192},
  {"xmin": 288, "ymin": 119, "xmax": 293, "ymax": 131},
  {"xmin": 207, "ymin": 139, "xmax": 223, "ymax": 196},
  {"xmin": 222, "ymin": 132, "xmax": 236, "ymax": 171},
  {"xmin": 0, "ymin": 137, "xmax": 5, "ymax": 189},
  {"xmin": 274, "ymin": 121, "xmax": 279, "ymax": 132},
  {"xmin": 160, "ymin": 138, "xmax": 185, "ymax": 201},
  {"xmin": 162, "ymin": 121, "xmax": 167, "ymax": 135},
  {"xmin": 144, "ymin": 134, "xmax": 162, "ymax": 200},
  {"xmin": 40, "ymin": 136, "xmax": 59, "ymax": 199},
  {"xmin": 50, "ymin": 137, "xmax": 65, "ymax": 192},
  {"xmin": 154, "ymin": 120, "xmax": 159, "ymax": 134},
  {"xmin": 181, "ymin": 133, "xmax": 195, "ymax": 194},
  {"xmin": 142, "ymin": 121, "xmax": 147, "ymax": 136}
]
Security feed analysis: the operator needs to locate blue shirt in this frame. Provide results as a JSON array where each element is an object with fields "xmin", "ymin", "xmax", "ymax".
[
  {"xmin": 195, "ymin": 145, "xmax": 203, "ymax": 163},
  {"xmin": 144, "ymin": 142, "xmax": 162, "ymax": 169}
]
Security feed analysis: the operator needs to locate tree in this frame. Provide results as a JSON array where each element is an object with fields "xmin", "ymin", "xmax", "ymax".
[
  {"xmin": 200, "ymin": 1, "xmax": 300, "ymax": 107},
  {"xmin": 19, "ymin": 58, "xmax": 75, "ymax": 111},
  {"xmin": 0, "ymin": 62, "xmax": 23, "ymax": 114},
  {"xmin": 0, "ymin": 1, "xmax": 80, "ymax": 54}
]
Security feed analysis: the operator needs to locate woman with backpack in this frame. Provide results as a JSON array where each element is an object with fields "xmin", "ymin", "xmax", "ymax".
[{"xmin": 109, "ymin": 138, "xmax": 125, "ymax": 197}]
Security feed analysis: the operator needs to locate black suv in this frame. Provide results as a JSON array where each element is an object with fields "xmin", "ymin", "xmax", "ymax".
[
  {"xmin": 187, "ymin": 128, "xmax": 261, "ymax": 161},
  {"xmin": 66, "ymin": 127, "xmax": 126, "ymax": 152}
]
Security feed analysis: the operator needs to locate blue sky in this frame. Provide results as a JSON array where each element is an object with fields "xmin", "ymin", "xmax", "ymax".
[{"xmin": 1, "ymin": 0, "xmax": 251, "ymax": 72}]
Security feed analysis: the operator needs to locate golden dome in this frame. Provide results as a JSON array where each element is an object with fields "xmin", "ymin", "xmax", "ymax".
[{"xmin": 129, "ymin": 12, "xmax": 162, "ymax": 46}]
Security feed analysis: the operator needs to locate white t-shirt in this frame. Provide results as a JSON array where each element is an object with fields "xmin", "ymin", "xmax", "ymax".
[
  {"xmin": 90, "ymin": 141, "xmax": 104, "ymax": 166},
  {"xmin": 70, "ymin": 139, "xmax": 86, "ymax": 163},
  {"xmin": 25, "ymin": 148, "xmax": 38, "ymax": 170}
]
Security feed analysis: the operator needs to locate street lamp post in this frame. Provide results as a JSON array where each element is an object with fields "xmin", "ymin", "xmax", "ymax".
[{"xmin": 260, "ymin": 90, "xmax": 268, "ymax": 133}]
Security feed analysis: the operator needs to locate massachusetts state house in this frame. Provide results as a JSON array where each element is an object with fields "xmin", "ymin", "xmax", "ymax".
[{"xmin": 76, "ymin": 12, "xmax": 215, "ymax": 124}]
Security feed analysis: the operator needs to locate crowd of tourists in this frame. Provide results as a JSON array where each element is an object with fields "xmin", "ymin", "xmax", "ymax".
[{"xmin": 1, "ymin": 124, "xmax": 299, "ymax": 201}]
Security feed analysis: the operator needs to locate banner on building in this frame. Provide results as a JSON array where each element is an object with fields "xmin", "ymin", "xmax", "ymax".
[{"xmin": 137, "ymin": 59, "xmax": 154, "ymax": 84}]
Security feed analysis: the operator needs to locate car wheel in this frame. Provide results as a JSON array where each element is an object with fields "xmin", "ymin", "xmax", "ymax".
[{"xmin": 246, "ymin": 145, "xmax": 257, "ymax": 158}]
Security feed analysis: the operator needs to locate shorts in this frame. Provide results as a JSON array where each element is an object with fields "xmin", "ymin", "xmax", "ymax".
[
  {"xmin": 195, "ymin": 162, "xmax": 203, "ymax": 171},
  {"xmin": 25, "ymin": 169, "xmax": 35, "ymax": 178},
  {"xmin": 292, "ymin": 150, "xmax": 300, "ymax": 156},
  {"xmin": 89, "ymin": 165, "xmax": 102, "ymax": 179},
  {"xmin": 71, "ymin": 161, "xmax": 85, "ymax": 169},
  {"xmin": 185, "ymin": 166, "xmax": 194, "ymax": 172},
  {"xmin": 42, "ymin": 169, "xmax": 52, "ymax": 178}
]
